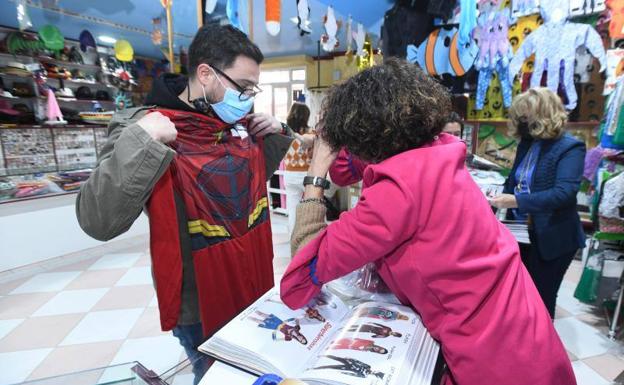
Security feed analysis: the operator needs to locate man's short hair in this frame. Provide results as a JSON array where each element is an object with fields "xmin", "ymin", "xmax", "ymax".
[{"xmin": 188, "ymin": 24, "xmax": 264, "ymax": 76}]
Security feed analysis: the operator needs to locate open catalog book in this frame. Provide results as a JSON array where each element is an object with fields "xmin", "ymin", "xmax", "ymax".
[{"xmin": 199, "ymin": 288, "xmax": 439, "ymax": 385}]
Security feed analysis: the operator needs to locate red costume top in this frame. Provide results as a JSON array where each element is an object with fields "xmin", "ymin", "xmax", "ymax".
[{"xmin": 147, "ymin": 109, "xmax": 274, "ymax": 337}]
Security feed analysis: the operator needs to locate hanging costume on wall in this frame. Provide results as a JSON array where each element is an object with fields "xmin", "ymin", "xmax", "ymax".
[
  {"xmin": 265, "ymin": 0, "xmax": 281, "ymax": 36},
  {"xmin": 205, "ymin": 0, "xmax": 218, "ymax": 14},
  {"xmin": 458, "ymin": 0, "xmax": 478, "ymax": 46},
  {"xmin": 468, "ymin": 14, "xmax": 542, "ymax": 120},
  {"xmin": 381, "ymin": 1, "xmax": 433, "ymax": 60},
  {"xmin": 227, "ymin": 0, "xmax": 244, "ymax": 32},
  {"xmin": 477, "ymin": 0, "xmax": 501, "ymax": 14},
  {"xmin": 321, "ymin": 6, "xmax": 339, "ymax": 52},
  {"xmin": 345, "ymin": 15, "xmax": 353, "ymax": 54},
  {"xmin": 607, "ymin": 0, "xmax": 624, "ymax": 40},
  {"xmin": 474, "ymin": 9, "xmax": 514, "ymax": 110},
  {"xmin": 508, "ymin": 0, "xmax": 607, "ymax": 110},
  {"xmin": 407, "ymin": 27, "xmax": 479, "ymax": 77},
  {"xmin": 147, "ymin": 109, "xmax": 275, "ymax": 337},
  {"xmin": 604, "ymin": 49, "xmax": 624, "ymax": 95},
  {"xmin": 294, "ymin": 0, "xmax": 312, "ymax": 36},
  {"xmin": 570, "ymin": 0, "xmax": 606, "ymax": 17},
  {"xmin": 354, "ymin": 23, "xmax": 366, "ymax": 57},
  {"xmin": 511, "ymin": 0, "xmax": 540, "ymax": 17},
  {"xmin": 600, "ymin": 78, "xmax": 624, "ymax": 149},
  {"xmin": 575, "ymin": 47, "xmax": 595, "ymax": 83}
]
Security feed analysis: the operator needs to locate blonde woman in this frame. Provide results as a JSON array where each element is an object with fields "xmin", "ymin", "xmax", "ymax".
[{"xmin": 490, "ymin": 88, "xmax": 586, "ymax": 318}]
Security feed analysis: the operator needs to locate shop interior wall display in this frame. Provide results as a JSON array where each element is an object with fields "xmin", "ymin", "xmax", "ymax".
[{"xmin": 467, "ymin": 1, "xmax": 609, "ymax": 121}]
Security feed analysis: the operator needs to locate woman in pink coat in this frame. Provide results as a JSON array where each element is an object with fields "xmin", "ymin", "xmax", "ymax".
[{"xmin": 280, "ymin": 59, "xmax": 575, "ymax": 385}]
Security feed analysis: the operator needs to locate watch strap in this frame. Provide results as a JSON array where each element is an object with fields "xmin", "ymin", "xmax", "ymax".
[{"xmin": 303, "ymin": 176, "xmax": 331, "ymax": 190}]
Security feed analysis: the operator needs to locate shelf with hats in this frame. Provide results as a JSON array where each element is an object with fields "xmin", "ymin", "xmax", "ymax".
[
  {"xmin": 36, "ymin": 56, "xmax": 101, "ymax": 71},
  {"xmin": 0, "ymin": 53, "xmax": 99, "ymax": 71}
]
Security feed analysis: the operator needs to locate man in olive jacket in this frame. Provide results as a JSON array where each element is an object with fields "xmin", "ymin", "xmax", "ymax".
[{"xmin": 76, "ymin": 25, "xmax": 292, "ymax": 384}]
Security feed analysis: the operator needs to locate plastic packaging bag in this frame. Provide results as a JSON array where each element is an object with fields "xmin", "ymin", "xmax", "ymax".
[
  {"xmin": 574, "ymin": 250, "xmax": 605, "ymax": 303},
  {"xmin": 326, "ymin": 263, "xmax": 401, "ymax": 306}
]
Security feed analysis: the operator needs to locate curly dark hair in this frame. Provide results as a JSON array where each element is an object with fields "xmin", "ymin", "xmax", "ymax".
[
  {"xmin": 286, "ymin": 102, "xmax": 311, "ymax": 134},
  {"xmin": 319, "ymin": 58, "xmax": 451, "ymax": 162}
]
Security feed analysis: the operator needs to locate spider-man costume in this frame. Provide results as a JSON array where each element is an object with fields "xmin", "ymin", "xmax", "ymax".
[{"xmin": 147, "ymin": 108, "xmax": 274, "ymax": 337}]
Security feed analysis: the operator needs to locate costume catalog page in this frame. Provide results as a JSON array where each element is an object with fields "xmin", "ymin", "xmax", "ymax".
[
  {"xmin": 299, "ymin": 303, "xmax": 439, "ymax": 385},
  {"xmin": 199, "ymin": 288, "xmax": 350, "ymax": 377}
]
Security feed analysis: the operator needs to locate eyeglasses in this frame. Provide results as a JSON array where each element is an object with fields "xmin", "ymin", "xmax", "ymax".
[{"xmin": 211, "ymin": 66, "xmax": 262, "ymax": 101}]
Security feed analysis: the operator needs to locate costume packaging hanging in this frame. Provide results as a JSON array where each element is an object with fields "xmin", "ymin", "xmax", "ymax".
[{"xmin": 147, "ymin": 108, "xmax": 274, "ymax": 337}]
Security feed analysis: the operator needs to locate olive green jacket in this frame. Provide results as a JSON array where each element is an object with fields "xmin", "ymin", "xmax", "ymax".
[{"xmin": 76, "ymin": 106, "xmax": 293, "ymax": 325}]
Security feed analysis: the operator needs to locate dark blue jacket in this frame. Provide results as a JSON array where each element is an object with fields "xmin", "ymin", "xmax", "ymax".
[{"xmin": 504, "ymin": 133, "xmax": 586, "ymax": 260}]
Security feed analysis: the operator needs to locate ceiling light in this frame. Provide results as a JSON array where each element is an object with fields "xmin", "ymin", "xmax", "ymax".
[{"xmin": 98, "ymin": 35, "xmax": 117, "ymax": 44}]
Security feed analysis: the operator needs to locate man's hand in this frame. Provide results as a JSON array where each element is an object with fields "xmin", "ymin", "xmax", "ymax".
[
  {"xmin": 295, "ymin": 133, "xmax": 316, "ymax": 150},
  {"xmin": 489, "ymin": 194, "xmax": 519, "ymax": 209},
  {"xmin": 136, "ymin": 112, "xmax": 177, "ymax": 143},
  {"xmin": 247, "ymin": 113, "xmax": 282, "ymax": 137}
]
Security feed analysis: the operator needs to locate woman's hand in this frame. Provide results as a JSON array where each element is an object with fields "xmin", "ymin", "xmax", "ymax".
[
  {"xmin": 308, "ymin": 137, "xmax": 338, "ymax": 178},
  {"xmin": 303, "ymin": 138, "xmax": 338, "ymax": 200},
  {"xmin": 489, "ymin": 194, "xmax": 519, "ymax": 209}
]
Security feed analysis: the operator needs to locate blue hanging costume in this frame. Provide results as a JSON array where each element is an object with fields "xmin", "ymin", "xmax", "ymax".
[{"xmin": 508, "ymin": 0, "xmax": 606, "ymax": 110}]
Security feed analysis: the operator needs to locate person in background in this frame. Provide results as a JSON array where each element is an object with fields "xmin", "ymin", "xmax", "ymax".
[
  {"xmin": 443, "ymin": 111, "xmax": 464, "ymax": 138},
  {"xmin": 280, "ymin": 59, "xmax": 575, "ymax": 385},
  {"xmin": 490, "ymin": 87, "xmax": 586, "ymax": 319},
  {"xmin": 283, "ymin": 102, "xmax": 316, "ymax": 239},
  {"xmin": 76, "ymin": 25, "xmax": 293, "ymax": 384}
]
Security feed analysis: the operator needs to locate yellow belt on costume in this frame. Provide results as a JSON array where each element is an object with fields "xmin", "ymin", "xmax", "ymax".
[
  {"xmin": 248, "ymin": 197, "xmax": 268, "ymax": 227},
  {"xmin": 188, "ymin": 220, "xmax": 230, "ymax": 238},
  {"xmin": 187, "ymin": 197, "xmax": 268, "ymax": 238}
]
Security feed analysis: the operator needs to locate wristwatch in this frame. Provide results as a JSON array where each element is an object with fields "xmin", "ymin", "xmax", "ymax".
[
  {"xmin": 280, "ymin": 122, "xmax": 290, "ymax": 135},
  {"xmin": 303, "ymin": 176, "xmax": 331, "ymax": 190}
]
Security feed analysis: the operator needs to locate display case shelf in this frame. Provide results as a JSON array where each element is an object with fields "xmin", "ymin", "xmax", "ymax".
[
  {"xmin": 0, "ymin": 125, "xmax": 108, "ymax": 203},
  {"xmin": 36, "ymin": 56, "xmax": 101, "ymax": 71}
]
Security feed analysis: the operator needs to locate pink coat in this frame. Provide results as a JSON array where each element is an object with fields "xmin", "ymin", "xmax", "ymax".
[{"xmin": 281, "ymin": 134, "xmax": 575, "ymax": 385}]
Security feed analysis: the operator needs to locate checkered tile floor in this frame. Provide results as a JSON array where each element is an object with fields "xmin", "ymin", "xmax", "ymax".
[{"xmin": 0, "ymin": 213, "xmax": 621, "ymax": 384}]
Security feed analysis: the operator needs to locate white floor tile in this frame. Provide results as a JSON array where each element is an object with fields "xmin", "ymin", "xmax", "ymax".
[
  {"xmin": 60, "ymin": 308, "xmax": 143, "ymax": 346},
  {"xmin": 555, "ymin": 317, "xmax": 618, "ymax": 359},
  {"xmin": 0, "ymin": 348, "xmax": 53, "ymax": 384},
  {"xmin": 0, "ymin": 319, "xmax": 24, "ymax": 340},
  {"xmin": 88, "ymin": 254, "xmax": 142, "ymax": 271},
  {"xmin": 172, "ymin": 373, "xmax": 195, "ymax": 385},
  {"xmin": 556, "ymin": 281, "xmax": 593, "ymax": 316},
  {"xmin": 115, "ymin": 267, "xmax": 153, "ymax": 287},
  {"xmin": 110, "ymin": 335, "xmax": 184, "ymax": 376},
  {"xmin": 32, "ymin": 288, "xmax": 109, "ymax": 317},
  {"xmin": 148, "ymin": 295, "xmax": 158, "ymax": 308},
  {"xmin": 572, "ymin": 361, "xmax": 610, "ymax": 385},
  {"xmin": 10, "ymin": 272, "xmax": 82, "ymax": 294}
]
